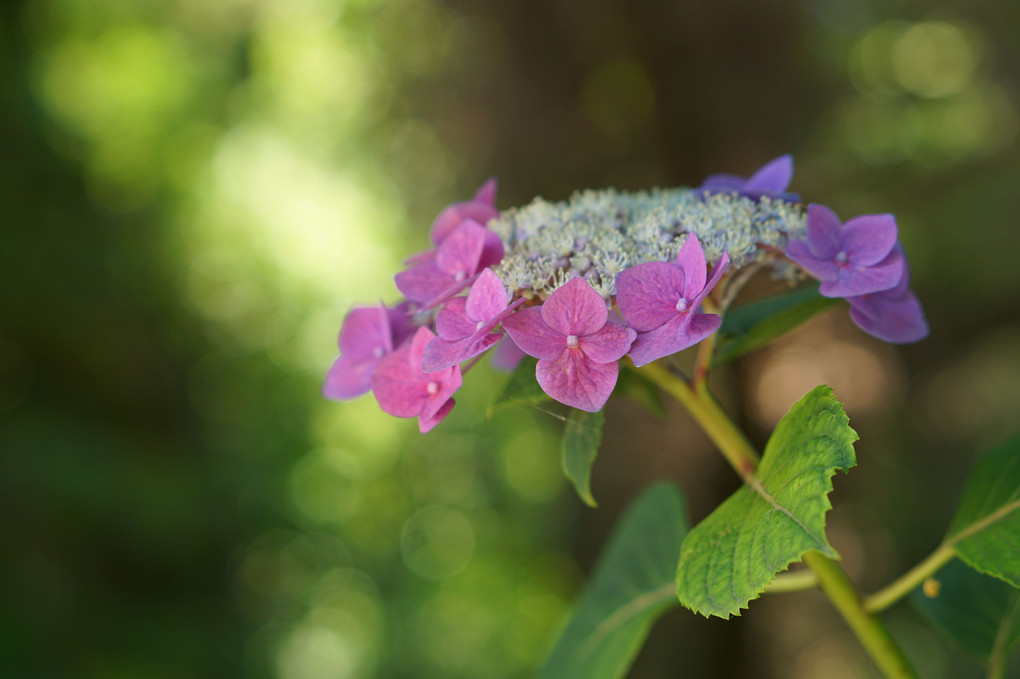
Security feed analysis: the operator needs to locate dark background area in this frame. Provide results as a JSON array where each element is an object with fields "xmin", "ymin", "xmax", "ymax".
[{"xmin": 2, "ymin": 0, "xmax": 1019, "ymax": 677}]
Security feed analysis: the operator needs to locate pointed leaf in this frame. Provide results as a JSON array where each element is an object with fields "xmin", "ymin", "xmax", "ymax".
[
  {"xmin": 712, "ymin": 286, "xmax": 839, "ymax": 367},
  {"xmin": 946, "ymin": 434, "xmax": 1020, "ymax": 588},
  {"xmin": 562, "ymin": 409, "xmax": 605, "ymax": 507},
  {"xmin": 538, "ymin": 483, "xmax": 688, "ymax": 679},
  {"xmin": 912, "ymin": 560, "xmax": 1020, "ymax": 664},
  {"xmin": 676, "ymin": 385, "xmax": 857, "ymax": 618},
  {"xmin": 487, "ymin": 357, "xmax": 547, "ymax": 416},
  {"xmin": 616, "ymin": 365, "xmax": 666, "ymax": 417}
]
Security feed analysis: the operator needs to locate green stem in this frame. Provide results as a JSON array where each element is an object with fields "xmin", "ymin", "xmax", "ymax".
[
  {"xmin": 865, "ymin": 544, "xmax": 956, "ymax": 612},
  {"xmin": 765, "ymin": 570, "xmax": 818, "ymax": 593},
  {"xmin": 640, "ymin": 361, "xmax": 918, "ymax": 679}
]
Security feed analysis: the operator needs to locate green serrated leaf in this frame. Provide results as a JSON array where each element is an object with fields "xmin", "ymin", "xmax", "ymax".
[
  {"xmin": 616, "ymin": 365, "xmax": 666, "ymax": 417},
  {"xmin": 712, "ymin": 286, "xmax": 839, "ymax": 368},
  {"xmin": 538, "ymin": 483, "xmax": 688, "ymax": 679},
  {"xmin": 561, "ymin": 409, "xmax": 605, "ymax": 507},
  {"xmin": 675, "ymin": 385, "xmax": 857, "ymax": 618},
  {"xmin": 487, "ymin": 357, "xmax": 547, "ymax": 417},
  {"xmin": 946, "ymin": 434, "xmax": 1020, "ymax": 588},
  {"xmin": 912, "ymin": 560, "xmax": 1020, "ymax": 664}
]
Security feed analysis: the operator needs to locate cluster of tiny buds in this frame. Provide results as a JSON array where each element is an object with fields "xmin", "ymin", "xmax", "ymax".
[{"xmin": 324, "ymin": 155, "xmax": 928, "ymax": 433}]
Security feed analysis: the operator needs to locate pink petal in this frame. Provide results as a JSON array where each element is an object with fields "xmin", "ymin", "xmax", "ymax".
[
  {"xmin": 338, "ymin": 306, "xmax": 391, "ymax": 356},
  {"xmin": 387, "ymin": 303, "xmax": 417, "ymax": 347},
  {"xmin": 692, "ymin": 252, "xmax": 730, "ymax": 310},
  {"xmin": 419, "ymin": 397, "xmax": 455, "ymax": 433},
  {"xmin": 786, "ymin": 240, "xmax": 839, "ymax": 282},
  {"xmin": 466, "ymin": 269, "xmax": 509, "ymax": 322},
  {"xmin": 536, "ymin": 350, "xmax": 619, "ymax": 412},
  {"xmin": 473, "ymin": 177, "xmax": 498, "ymax": 206},
  {"xmin": 479, "ymin": 229, "xmax": 505, "ymax": 269},
  {"xmin": 541, "ymin": 276, "xmax": 609, "ymax": 337},
  {"xmin": 421, "ymin": 333, "xmax": 501, "ymax": 372},
  {"xmin": 420, "ymin": 365, "xmax": 462, "ymax": 421},
  {"xmin": 820, "ymin": 249, "xmax": 905, "ymax": 298},
  {"xmin": 615, "ymin": 262, "xmax": 686, "ymax": 332},
  {"xmin": 745, "ymin": 154, "xmax": 793, "ymax": 193},
  {"xmin": 842, "ymin": 214, "xmax": 898, "ymax": 267},
  {"xmin": 502, "ymin": 306, "xmax": 565, "ymax": 360},
  {"xmin": 490, "ymin": 335, "xmax": 526, "ymax": 372},
  {"xmin": 675, "ymin": 234, "xmax": 707, "ymax": 299},
  {"xmin": 395, "ymin": 260, "xmax": 454, "ymax": 303},
  {"xmin": 322, "ymin": 353, "xmax": 377, "ymax": 400},
  {"xmin": 628, "ymin": 312, "xmax": 722, "ymax": 367},
  {"xmin": 403, "ymin": 249, "xmax": 436, "ymax": 266},
  {"xmin": 806, "ymin": 203, "xmax": 842, "ymax": 259},
  {"xmin": 436, "ymin": 220, "xmax": 486, "ymax": 277},
  {"xmin": 435, "ymin": 298, "xmax": 476, "ymax": 340},
  {"xmin": 431, "ymin": 202, "xmax": 500, "ymax": 245},
  {"xmin": 418, "ymin": 274, "xmax": 478, "ymax": 312},
  {"xmin": 371, "ymin": 345, "xmax": 428, "ymax": 417},
  {"xmin": 579, "ymin": 322, "xmax": 636, "ymax": 364}
]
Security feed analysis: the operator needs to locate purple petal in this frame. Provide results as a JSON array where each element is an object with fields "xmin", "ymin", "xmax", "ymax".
[
  {"xmin": 615, "ymin": 262, "xmax": 686, "ymax": 332},
  {"xmin": 806, "ymin": 204, "xmax": 843, "ymax": 259},
  {"xmin": 786, "ymin": 240, "xmax": 839, "ymax": 282},
  {"xmin": 501, "ymin": 306, "xmax": 564, "ymax": 361},
  {"xmin": 820, "ymin": 249, "xmax": 905, "ymax": 298},
  {"xmin": 479, "ymin": 229, "xmax": 505, "ymax": 269},
  {"xmin": 744, "ymin": 154, "xmax": 793, "ymax": 193},
  {"xmin": 466, "ymin": 268, "xmax": 509, "ymax": 322},
  {"xmin": 418, "ymin": 274, "xmax": 478, "ymax": 312},
  {"xmin": 338, "ymin": 306, "xmax": 391, "ymax": 357},
  {"xmin": 675, "ymin": 234, "xmax": 707, "ymax": 299},
  {"xmin": 419, "ymin": 397, "xmax": 455, "ymax": 433},
  {"xmin": 579, "ymin": 322, "xmax": 636, "ymax": 364},
  {"xmin": 322, "ymin": 353, "xmax": 377, "ymax": 400},
  {"xmin": 848, "ymin": 292, "xmax": 929, "ymax": 344},
  {"xmin": 541, "ymin": 277, "xmax": 609, "ymax": 337},
  {"xmin": 404, "ymin": 249, "xmax": 435, "ymax": 266},
  {"xmin": 395, "ymin": 261, "xmax": 453, "ymax": 303},
  {"xmin": 371, "ymin": 344, "xmax": 428, "ymax": 417},
  {"xmin": 628, "ymin": 312, "xmax": 722, "ymax": 367},
  {"xmin": 435, "ymin": 297, "xmax": 476, "ymax": 341},
  {"xmin": 387, "ymin": 302, "xmax": 417, "ymax": 347},
  {"xmin": 473, "ymin": 177, "xmax": 498, "ymax": 206},
  {"xmin": 692, "ymin": 252, "xmax": 730, "ymax": 310},
  {"xmin": 419, "ymin": 365, "xmax": 462, "ymax": 421},
  {"xmin": 421, "ymin": 333, "xmax": 501, "ymax": 372},
  {"xmin": 536, "ymin": 350, "xmax": 619, "ymax": 412},
  {"xmin": 700, "ymin": 173, "xmax": 746, "ymax": 192},
  {"xmin": 842, "ymin": 214, "xmax": 898, "ymax": 267},
  {"xmin": 436, "ymin": 220, "xmax": 486, "ymax": 277},
  {"xmin": 490, "ymin": 335, "xmax": 526, "ymax": 372}
]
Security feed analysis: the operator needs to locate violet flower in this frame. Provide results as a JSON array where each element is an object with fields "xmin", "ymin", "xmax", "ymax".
[
  {"xmin": 489, "ymin": 335, "xmax": 526, "ymax": 372},
  {"xmin": 786, "ymin": 203, "xmax": 905, "ymax": 298},
  {"xmin": 405, "ymin": 178, "xmax": 502, "ymax": 266},
  {"xmin": 395, "ymin": 220, "xmax": 504, "ymax": 308},
  {"xmin": 371, "ymin": 327, "xmax": 462, "ymax": 433},
  {"xmin": 700, "ymin": 154, "xmax": 800, "ymax": 202},
  {"xmin": 323, "ymin": 303, "xmax": 413, "ymax": 400},
  {"xmin": 615, "ymin": 233, "xmax": 729, "ymax": 367},
  {"xmin": 846, "ymin": 250, "xmax": 929, "ymax": 344},
  {"xmin": 421, "ymin": 268, "xmax": 525, "ymax": 372},
  {"xmin": 501, "ymin": 277, "xmax": 636, "ymax": 412}
]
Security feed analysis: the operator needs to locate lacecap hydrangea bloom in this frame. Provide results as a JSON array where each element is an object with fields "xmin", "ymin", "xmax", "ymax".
[{"xmin": 325, "ymin": 159, "xmax": 928, "ymax": 431}]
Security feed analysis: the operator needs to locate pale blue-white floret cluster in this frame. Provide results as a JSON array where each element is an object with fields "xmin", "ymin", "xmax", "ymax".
[{"xmin": 488, "ymin": 187, "xmax": 807, "ymax": 300}]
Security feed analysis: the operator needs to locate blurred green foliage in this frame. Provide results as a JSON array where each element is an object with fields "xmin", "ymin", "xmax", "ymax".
[{"xmin": 1, "ymin": 0, "xmax": 1019, "ymax": 677}]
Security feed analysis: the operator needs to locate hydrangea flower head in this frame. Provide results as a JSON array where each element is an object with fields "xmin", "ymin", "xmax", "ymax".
[
  {"xmin": 323, "ymin": 303, "xmax": 413, "ymax": 400},
  {"xmin": 422, "ymin": 268, "xmax": 525, "ymax": 372},
  {"xmin": 395, "ymin": 219, "xmax": 504, "ymax": 308},
  {"xmin": 786, "ymin": 204, "xmax": 904, "ymax": 298},
  {"xmin": 846, "ymin": 250, "xmax": 929, "ymax": 344},
  {"xmin": 371, "ymin": 327, "xmax": 462, "ymax": 433},
  {"xmin": 430, "ymin": 178, "xmax": 499, "ymax": 245},
  {"xmin": 501, "ymin": 276, "xmax": 636, "ymax": 412},
  {"xmin": 615, "ymin": 233, "xmax": 729, "ymax": 367},
  {"xmin": 700, "ymin": 154, "xmax": 800, "ymax": 203}
]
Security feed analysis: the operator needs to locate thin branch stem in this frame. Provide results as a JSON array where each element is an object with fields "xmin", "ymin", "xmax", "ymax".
[
  {"xmin": 765, "ymin": 570, "xmax": 818, "ymax": 593},
  {"xmin": 865, "ymin": 544, "xmax": 956, "ymax": 612},
  {"xmin": 639, "ymin": 361, "xmax": 918, "ymax": 679}
]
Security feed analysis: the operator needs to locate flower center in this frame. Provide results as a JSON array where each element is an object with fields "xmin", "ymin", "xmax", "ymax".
[
  {"xmin": 426, "ymin": 381, "xmax": 439, "ymax": 395},
  {"xmin": 372, "ymin": 346, "xmax": 385, "ymax": 358},
  {"xmin": 675, "ymin": 296, "xmax": 689, "ymax": 312},
  {"xmin": 453, "ymin": 270, "xmax": 467, "ymax": 282},
  {"xmin": 836, "ymin": 251, "xmax": 848, "ymax": 264},
  {"xmin": 475, "ymin": 320, "xmax": 485, "ymax": 331},
  {"xmin": 566, "ymin": 334, "xmax": 579, "ymax": 348}
]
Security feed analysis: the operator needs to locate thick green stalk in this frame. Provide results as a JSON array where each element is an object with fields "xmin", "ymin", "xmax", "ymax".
[{"xmin": 639, "ymin": 361, "xmax": 918, "ymax": 679}]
